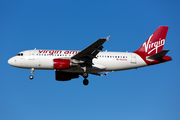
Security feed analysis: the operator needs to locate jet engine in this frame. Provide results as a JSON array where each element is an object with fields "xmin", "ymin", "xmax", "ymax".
[
  {"xmin": 55, "ymin": 71, "xmax": 79, "ymax": 81},
  {"xmin": 53, "ymin": 59, "xmax": 78, "ymax": 70}
]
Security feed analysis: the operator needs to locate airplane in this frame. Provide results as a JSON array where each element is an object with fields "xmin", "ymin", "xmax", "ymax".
[{"xmin": 8, "ymin": 26, "xmax": 172, "ymax": 85}]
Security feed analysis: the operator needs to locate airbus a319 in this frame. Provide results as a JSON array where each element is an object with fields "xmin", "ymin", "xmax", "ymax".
[{"xmin": 8, "ymin": 26, "xmax": 172, "ymax": 85}]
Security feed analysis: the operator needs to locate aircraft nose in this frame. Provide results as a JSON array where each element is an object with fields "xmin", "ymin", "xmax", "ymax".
[
  {"xmin": 8, "ymin": 57, "xmax": 15, "ymax": 66},
  {"xmin": 8, "ymin": 58, "xmax": 13, "ymax": 65}
]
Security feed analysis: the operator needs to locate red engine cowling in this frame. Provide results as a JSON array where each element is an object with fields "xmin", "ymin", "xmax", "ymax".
[{"xmin": 54, "ymin": 59, "xmax": 70, "ymax": 69}]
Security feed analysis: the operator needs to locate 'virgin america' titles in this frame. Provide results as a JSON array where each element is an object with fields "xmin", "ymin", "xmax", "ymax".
[
  {"xmin": 39, "ymin": 50, "xmax": 80, "ymax": 55},
  {"xmin": 143, "ymin": 35, "xmax": 165, "ymax": 54}
]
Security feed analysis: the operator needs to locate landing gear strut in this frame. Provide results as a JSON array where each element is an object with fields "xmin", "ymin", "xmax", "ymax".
[
  {"xmin": 82, "ymin": 72, "xmax": 88, "ymax": 78},
  {"xmin": 29, "ymin": 68, "xmax": 34, "ymax": 80},
  {"xmin": 82, "ymin": 72, "xmax": 89, "ymax": 86}
]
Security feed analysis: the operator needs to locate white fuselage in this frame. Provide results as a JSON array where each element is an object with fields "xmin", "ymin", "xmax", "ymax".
[{"xmin": 8, "ymin": 49, "xmax": 147, "ymax": 73}]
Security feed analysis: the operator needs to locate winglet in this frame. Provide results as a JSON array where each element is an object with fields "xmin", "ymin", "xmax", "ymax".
[
  {"xmin": 107, "ymin": 36, "xmax": 110, "ymax": 41},
  {"xmin": 104, "ymin": 72, "xmax": 108, "ymax": 76}
]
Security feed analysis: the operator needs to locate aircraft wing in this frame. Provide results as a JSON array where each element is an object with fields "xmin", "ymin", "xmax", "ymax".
[{"xmin": 71, "ymin": 38, "xmax": 107, "ymax": 65}]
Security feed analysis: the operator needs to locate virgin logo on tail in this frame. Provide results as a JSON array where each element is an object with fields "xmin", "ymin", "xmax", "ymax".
[
  {"xmin": 134, "ymin": 26, "xmax": 168, "ymax": 56},
  {"xmin": 143, "ymin": 34, "xmax": 165, "ymax": 54}
]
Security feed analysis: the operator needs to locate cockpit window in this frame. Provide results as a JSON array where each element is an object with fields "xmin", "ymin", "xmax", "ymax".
[{"xmin": 17, "ymin": 53, "xmax": 23, "ymax": 56}]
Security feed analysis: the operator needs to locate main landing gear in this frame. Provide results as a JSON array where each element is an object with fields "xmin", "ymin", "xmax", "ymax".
[
  {"xmin": 83, "ymin": 79, "xmax": 89, "ymax": 86},
  {"xmin": 82, "ymin": 72, "xmax": 89, "ymax": 86},
  {"xmin": 29, "ymin": 68, "xmax": 34, "ymax": 80}
]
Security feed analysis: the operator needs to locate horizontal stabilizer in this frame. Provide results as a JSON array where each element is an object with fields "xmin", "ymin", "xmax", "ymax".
[{"xmin": 147, "ymin": 50, "xmax": 169, "ymax": 60}]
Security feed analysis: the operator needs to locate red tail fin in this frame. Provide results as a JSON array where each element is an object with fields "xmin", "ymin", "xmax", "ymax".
[{"xmin": 134, "ymin": 26, "xmax": 169, "ymax": 56}]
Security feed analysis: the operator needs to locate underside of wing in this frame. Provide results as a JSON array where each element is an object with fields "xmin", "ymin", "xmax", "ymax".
[{"xmin": 71, "ymin": 38, "xmax": 107, "ymax": 65}]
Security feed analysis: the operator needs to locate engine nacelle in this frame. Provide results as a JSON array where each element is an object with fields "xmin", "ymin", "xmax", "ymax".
[
  {"xmin": 56, "ymin": 71, "xmax": 79, "ymax": 81},
  {"xmin": 54, "ymin": 59, "xmax": 70, "ymax": 69}
]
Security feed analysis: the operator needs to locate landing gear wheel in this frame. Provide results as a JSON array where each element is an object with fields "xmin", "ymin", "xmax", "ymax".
[
  {"xmin": 29, "ymin": 75, "xmax": 34, "ymax": 80},
  {"xmin": 82, "ymin": 72, "xmax": 88, "ymax": 78},
  {"xmin": 29, "ymin": 68, "xmax": 34, "ymax": 80},
  {"xmin": 83, "ymin": 79, "xmax": 89, "ymax": 86}
]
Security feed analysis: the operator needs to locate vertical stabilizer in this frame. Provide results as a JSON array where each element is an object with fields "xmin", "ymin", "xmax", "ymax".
[{"xmin": 134, "ymin": 26, "xmax": 169, "ymax": 56}]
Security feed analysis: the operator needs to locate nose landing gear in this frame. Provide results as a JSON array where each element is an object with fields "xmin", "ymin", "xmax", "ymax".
[
  {"xmin": 29, "ymin": 68, "xmax": 34, "ymax": 80},
  {"xmin": 29, "ymin": 75, "xmax": 34, "ymax": 80}
]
